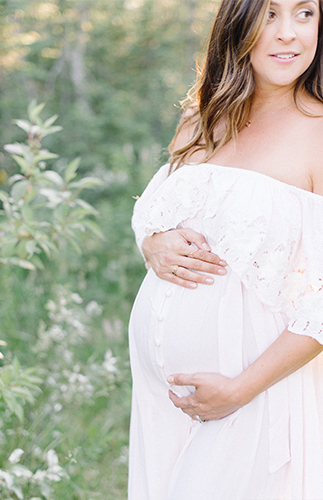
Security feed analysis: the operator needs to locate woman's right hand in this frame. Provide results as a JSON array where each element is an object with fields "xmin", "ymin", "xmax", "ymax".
[{"xmin": 142, "ymin": 229, "xmax": 227, "ymax": 289}]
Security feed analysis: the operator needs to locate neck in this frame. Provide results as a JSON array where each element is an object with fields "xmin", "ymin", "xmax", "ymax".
[{"xmin": 251, "ymin": 84, "xmax": 295, "ymax": 115}]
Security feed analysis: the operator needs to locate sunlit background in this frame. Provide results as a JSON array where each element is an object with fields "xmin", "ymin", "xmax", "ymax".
[{"xmin": 0, "ymin": 1, "xmax": 217, "ymax": 498}]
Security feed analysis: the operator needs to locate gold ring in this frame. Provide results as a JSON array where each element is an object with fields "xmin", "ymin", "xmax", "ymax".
[{"xmin": 172, "ymin": 266, "xmax": 179, "ymax": 276}]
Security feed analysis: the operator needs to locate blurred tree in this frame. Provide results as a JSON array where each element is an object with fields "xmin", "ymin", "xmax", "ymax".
[
  {"xmin": 0, "ymin": 0, "xmax": 219, "ymax": 310},
  {"xmin": 0, "ymin": 0, "xmax": 217, "ymax": 177}
]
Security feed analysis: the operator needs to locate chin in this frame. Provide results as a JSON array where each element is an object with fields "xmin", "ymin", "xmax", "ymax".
[{"xmin": 259, "ymin": 72, "xmax": 303, "ymax": 90}]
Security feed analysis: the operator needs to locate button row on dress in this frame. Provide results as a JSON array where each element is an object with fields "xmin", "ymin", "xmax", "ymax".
[{"xmin": 154, "ymin": 286, "xmax": 173, "ymax": 371}]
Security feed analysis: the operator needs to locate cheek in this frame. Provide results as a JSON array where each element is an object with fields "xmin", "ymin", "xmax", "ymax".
[
  {"xmin": 301, "ymin": 25, "xmax": 319, "ymax": 56},
  {"xmin": 250, "ymin": 42, "xmax": 266, "ymax": 69}
]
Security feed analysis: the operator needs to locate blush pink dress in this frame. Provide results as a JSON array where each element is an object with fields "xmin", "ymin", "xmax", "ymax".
[{"xmin": 129, "ymin": 163, "xmax": 323, "ymax": 500}]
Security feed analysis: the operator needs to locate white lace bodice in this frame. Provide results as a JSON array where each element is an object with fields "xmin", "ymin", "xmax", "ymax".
[{"xmin": 132, "ymin": 163, "xmax": 323, "ymax": 343}]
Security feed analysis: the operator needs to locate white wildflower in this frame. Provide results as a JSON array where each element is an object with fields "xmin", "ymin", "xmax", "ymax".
[
  {"xmin": 85, "ymin": 301, "xmax": 103, "ymax": 316},
  {"xmin": 102, "ymin": 350, "xmax": 118, "ymax": 373},
  {"xmin": 11, "ymin": 464, "xmax": 33, "ymax": 478},
  {"xmin": 46, "ymin": 449, "xmax": 58, "ymax": 467},
  {"xmin": 9, "ymin": 448, "xmax": 24, "ymax": 464},
  {"xmin": 71, "ymin": 293, "xmax": 83, "ymax": 304}
]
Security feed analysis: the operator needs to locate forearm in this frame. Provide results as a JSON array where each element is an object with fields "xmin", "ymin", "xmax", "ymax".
[{"xmin": 234, "ymin": 328, "xmax": 323, "ymax": 405}]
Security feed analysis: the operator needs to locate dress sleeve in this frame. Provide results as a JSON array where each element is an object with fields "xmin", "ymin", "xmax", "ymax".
[
  {"xmin": 288, "ymin": 196, "xmax": 323, "ymax": 344},
  {"xmin": 131, "ymin": 163, "xmax": 171, "ymax": 260}
]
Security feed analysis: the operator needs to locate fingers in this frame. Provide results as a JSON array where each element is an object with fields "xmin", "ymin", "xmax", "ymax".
[
  {"xmin": 166, "ymin": 273, "xmax": 199, "ymax": 289},
  {"xmin": 181, "ymin": 256, "xmax": 227, "ymax": 277},
  {"xmin": 143, "ymin": 229, "xmax": 228, "ymax": 287},
  {"xmin": 168, "ymin": 391, "xmax": 199, "ymax": 415},
  {"xmin": 178, "ymin": 228, "xmax": 211, "ymax": 251},
  {"xmin": 170, "ymin": 261, "xmax": 226, "ymax": 285},
  {"xmin": 167, "ymin": 373, "xmax": 199, "ymax": 386},
  {"xmin": 188, "ymin": 248, "xmax": 227, "ymax": 268}
]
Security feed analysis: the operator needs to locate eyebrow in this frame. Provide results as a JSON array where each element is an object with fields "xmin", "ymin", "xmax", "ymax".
[{"xmin": 270, "ymin": 0, "xmax": 318, "ymax": 5}]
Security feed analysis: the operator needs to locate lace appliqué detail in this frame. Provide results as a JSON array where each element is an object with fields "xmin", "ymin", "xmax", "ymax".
[{"xmin": 132, "ymin": 163, "xmax": 323, "ymax": 342}]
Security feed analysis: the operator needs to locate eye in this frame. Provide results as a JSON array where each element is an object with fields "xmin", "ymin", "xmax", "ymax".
[
  {"xmin": 267, "ymin": 10, "xmax": 276, "ymax": 21},
  {"xmin": 298, "ymin": 9, "xmax": 314, "ymax": 20}
]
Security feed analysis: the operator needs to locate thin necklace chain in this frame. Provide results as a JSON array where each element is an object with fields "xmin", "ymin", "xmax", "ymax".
[{"xmin": 245, "ymin": 102, "xmax": 292, "ymax": 127}]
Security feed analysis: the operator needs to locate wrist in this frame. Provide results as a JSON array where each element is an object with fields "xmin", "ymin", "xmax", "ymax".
[{"xmin": 228, "ymin": 373, "xmax": 256, "ymax": 407}]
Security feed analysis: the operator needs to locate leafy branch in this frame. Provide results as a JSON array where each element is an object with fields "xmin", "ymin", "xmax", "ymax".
[{"xmin": 1, "ymin": 101, "xmax": 104, "ymax": 270}]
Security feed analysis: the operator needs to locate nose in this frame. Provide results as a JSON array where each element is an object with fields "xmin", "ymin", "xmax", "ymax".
[{"xmin": 276, "ymin": 17, "xmax": 296, "ymax": 43}]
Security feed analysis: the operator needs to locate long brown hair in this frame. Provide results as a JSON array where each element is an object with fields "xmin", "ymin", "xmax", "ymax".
[{"xmin": 169, "ymin": 0, "xmax": 323, "ymax": 171}]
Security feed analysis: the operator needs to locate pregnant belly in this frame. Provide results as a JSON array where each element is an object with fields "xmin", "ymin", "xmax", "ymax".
[{"xmin": 129, "ymin": 268, "xmax": 248, "ymax": 387}]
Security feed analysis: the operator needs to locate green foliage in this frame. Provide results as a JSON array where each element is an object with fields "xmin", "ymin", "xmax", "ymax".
[
  {"xmin": 1, "ymin": 101, "xmax": 103, "ymax": 270},
  {"xmin": 0, "ymin": 356, "xmax": 42, "ymax": 422},
  {"xmin": 0, "ymin": 447, "xmax": 69, "ymax": 500}
]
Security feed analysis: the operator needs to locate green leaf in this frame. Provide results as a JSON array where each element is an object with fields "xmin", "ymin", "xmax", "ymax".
[
  {"xmin": 3, "ymin": 391, "xmax": 24, "ymax": 422},
  {"xmin": 44, "ymin": 114, "xmax": 59, "ymax": 128},
  {"xmin": 21, "ymin": 204, "xmax": 33, "ymax": 223},
  {"xmin": 25, "ymin": 187, "xmax": 37, "ymax": 203},
  {"xmin": 10, "ymin": 387, "xmax": 34, "ymax": 403},
  {"xmin": 1, "ymin": 240, "xmax": 18, "ymax": 258},
  {"xmin": 33, "ymin": 153, "xmax": 59, "ymax": 164},
  {"xmin": 8, "ymin": 174, "xmax": 25, "ymax": 184},
  {"xmin": 17, "ymin": 240, "xmax": 28, "ymax": 259},
  {"xmin": 69, "ymin": 177, "xmax": 103, "ymax": 189},
  {"xmin": 12, "ymin": 357, "xmax": 20, "ymax": 377},
  {"xmin": 11, "ymin": 180, "xmax": 29, "ymax": 202},
  {"xmin": 39, "ymin": 188, "xmax": 63, "ymax": 206},
  {"xmin": 29, "ymin": 102, "xmax": 45, "ymax": 122},
  {"xmin": 1, "ymin": 365, "xmax": 13, "ymax": 384},
  {"xmin": 3, "ymin": 257, "xmax": 36, "ymax": 270},
  {"xmin": 4, "ymin": 143, "xmax": 25, "ymax": 155},
  {"xmin": 27, "ymin": 98, "xmax": 38, "ymax": 117},
  {"xmin": 68, "ymin": 208, "xmax": 92, "ymax": 221},
  {"xmin": 75, "ymin": 199, "xmax": 98, "ymax": 214},
  {"xmin": 25, "ymin": 239, "xmax": 37, "ymax": 257},
  {"xmin": 65, "ymin": 157, "xmax": 81, "ymax": 182},
  {"xmin": 29, "ymin": 254, "xmax": 45, "ymax": 270},
  {"xmin": 83, "ymin": 220, "xmax": 105, "ymax": 240},
  {"xmin": 13, "ymin": 119, "xmax": 31, "ymax": 134},
  {"xmin": 53, "ymin": 203, "xmax": 66, "ymax": 222},
  {"xmin": 11, "ymin": 155, "xmax": 31, "ymax": 174},
  {"xmin": 38, "ymin": 241, "xmax": 53, "ymax": 257},
  {"xmin": 41, "ymin": 126, "xmax": 63, "ymax": 138},
  {"xmin": 0, "ymin": 190, "xmax": 9, "ymax": 202},
  {"xmin": 41, "ymin": 170, "xmax": 64, "ymax": 186},
  {"xmin": 65, "ymin": 235, "xmax": 82, "ymax": 254}
]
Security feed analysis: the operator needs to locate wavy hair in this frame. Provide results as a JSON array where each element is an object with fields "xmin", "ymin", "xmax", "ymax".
[{"xmin": 169, "ymin": 0, "xmax": 323, "ymax": 171}]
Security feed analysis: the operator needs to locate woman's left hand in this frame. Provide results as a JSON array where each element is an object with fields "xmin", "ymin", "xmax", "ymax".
[{"xmin": 167, "ymin": 372, "xmax": 246, "ymax": 421}]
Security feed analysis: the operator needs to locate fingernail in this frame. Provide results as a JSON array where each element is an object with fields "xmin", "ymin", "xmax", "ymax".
[
  {"xmin": 218, "ymin": 269, "xmax": 227, "ymax": 275},
  {"xmin": 205, "ymin": 278, "xmax": 214, "ymax": 284},
  {"xmin": 167, "ymin": 376, "xmax": 174, "ymax": 384},
  {"xmin": 219, "ymin": 260, "xmax": 227, "ymax": 266},
  {"xmin": 202, "ymin": 243, "xmax": 211, "ymax": 251},
  {"xmin": 189, "ymin": 283, "xmax": 197, "ymax": 289}
]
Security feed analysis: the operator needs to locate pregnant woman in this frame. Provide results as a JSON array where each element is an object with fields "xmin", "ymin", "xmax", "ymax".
[{"xmin": 128, "ymin": 0, "xmax": 323, "ymax": 498}]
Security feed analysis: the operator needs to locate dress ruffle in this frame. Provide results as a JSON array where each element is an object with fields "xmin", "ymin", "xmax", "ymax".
[{"xmin": 132, "ymin": 163, "xmax": 323, "ymax": 343}]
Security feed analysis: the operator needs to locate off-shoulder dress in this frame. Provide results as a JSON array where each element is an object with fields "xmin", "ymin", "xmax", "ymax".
[{"xmin": 129, "ymin": 163, "xmax": 323, "ymax": 500}]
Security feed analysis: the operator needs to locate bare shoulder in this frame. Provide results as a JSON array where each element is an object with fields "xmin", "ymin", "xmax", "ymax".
[{"xmin": 171, "ymin": 106, "xmax": 200, "ymax": 153}]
